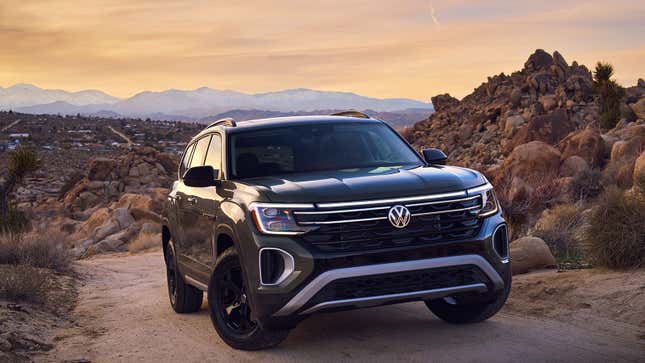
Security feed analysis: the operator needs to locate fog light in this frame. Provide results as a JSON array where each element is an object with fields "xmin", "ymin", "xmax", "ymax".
[{"xmin": 259, "ymin": 248, "xmax": 295, "ymax": 285}]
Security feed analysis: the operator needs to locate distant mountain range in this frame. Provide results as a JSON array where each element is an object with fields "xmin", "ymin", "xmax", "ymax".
[{"xmin": 0, "ymin": 84, "xmax": 433, "ymax": 127}]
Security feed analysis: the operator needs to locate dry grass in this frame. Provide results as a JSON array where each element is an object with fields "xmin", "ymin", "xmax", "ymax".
[
  {"xmin": 128, "ymin": 232, "xmax": 160, "ymax": 253},
  {"xmin": 533, "ymin": 204, "xmax": 585, "ymax": 261},
  {"xmin": 570, "ymin": 168, "xmax": 603, "ymax": 201},
  {"xmin": 0, "ymin": 228, "xmax": 72, "ymax": 272},
  {"xmin": 0, "ymin": 264, "xmax": 47, "ymax": 303},
  {"xmin": 584, "ymin": 186, "xmax": 645, "ymax": 269}
]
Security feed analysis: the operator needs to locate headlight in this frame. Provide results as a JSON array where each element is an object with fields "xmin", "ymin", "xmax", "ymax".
[
  {"xmin": 467, "ymin": 183, "xmax": 499, "ymax": 217},
  {"xmin": 250, "ymin": 203, "xmax": 315, "ymax": 235}
]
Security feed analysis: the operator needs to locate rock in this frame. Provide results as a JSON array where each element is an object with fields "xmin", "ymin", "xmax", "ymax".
[
  {"xmin": 78, "ymin": 191, "xmax": 99, "ymax": 208},
  {"xmin": 638, "ymin": 78, "xmax": 645, "ymax": 88},
  {"xmin": 633, "ymin": 151, "xmax": 645, "ymax": 190},
  {"xmin": 560, "ymin": 127, "xmax": 605, "ymax": 167},
  {"xmin": 114, "ymin": 193, "xmax": 152, "ymax": 211},
  {"xmin": 80, "ymin": 207, "xmax": 111, "ymax": 234},
  {"xmin": 130, "ymin": 208, "xmax": 161, "ymax": 223},
  {"xmin": 630, "ymin": 98, "xmax": 645, "ymax": 120},
  {"xmin": 93, "ymin": 219, "xmax": 120, "ymax": 241},
  {"xmin": 611, "ymin": 138, "xmax": 643, "ymax": 163},
  {"xmin": 88, "ymin": 158, "xmax": 116, "ymax": 180},
  {"xmin": 539, "ymin": 95, "xmax": 557, "ymax": 111},
  {"xmin": 509, "ymin": 88, "xmax": 522, "ymax": 107},
  {"xmin": 504, "ymin": 115, "xmax": 525, "ymax": 136},
  {"xmin": 431, "ymin": 93, "xmax": 459, "ymax": 111},
  {"xmin": 510, "ymin": 236, "xmax": 556, "ymax": 275},
  {"xmin": 141, "ymin": 222, "xmax": 161, "ymax": 234},
  {"xmin": 524, "ymin": 49, "xmax": 553, "ymax": 72},
  {"xmin": 510, "ymin": 108, "xmax": 574, "ymax": 150},
  {"xmin": 561, "ymin": 155, "xmax": 590, "ymax": 177},
  {"xmin": 113, "ymin": 208, "xmax": 134, "ymax": 229},
  {"xmin": 500, "ymin": 141, "xmax": 562, "ymax": 181}
]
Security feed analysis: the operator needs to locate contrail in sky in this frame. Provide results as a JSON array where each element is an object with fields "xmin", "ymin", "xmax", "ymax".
[{"xmin": 430, "ymin": 1, "xmax": 440, "ymax": 26}]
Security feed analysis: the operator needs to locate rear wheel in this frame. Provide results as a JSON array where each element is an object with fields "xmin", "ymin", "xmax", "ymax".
[
  {"xmin": 208, "ymin": 247, "xmax": 289, "ymax": 350},
  {"xmin": 425, "ymin": 267, "xmax": 511, "ymax": 324},
  {"xmin": 165, "ymin": 241, "xmax": 203, "ymax": 313}
]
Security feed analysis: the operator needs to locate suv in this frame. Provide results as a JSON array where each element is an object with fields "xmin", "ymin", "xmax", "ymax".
[{"xmin": 162, "ymin": 112, "xmax": 510, "ymax": 350}]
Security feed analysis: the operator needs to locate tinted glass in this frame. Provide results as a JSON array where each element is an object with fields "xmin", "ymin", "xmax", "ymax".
[
  {"xmin": 189, "ymin": 136, "xmax": 211, "ymax": 168},
  {"xmin": 204, "ymin": 134, "xmax": 222, "ymax": 177},
  {"xmin": 230, "ymin": 123, "xmax": 422, "ymax": 179},
  {"xmin": 180, "ymin": 143, "xmax": 196, "ymax": 177}
]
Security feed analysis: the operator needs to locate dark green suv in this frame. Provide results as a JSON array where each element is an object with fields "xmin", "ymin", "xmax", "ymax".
[{"xmin": 162, "ymin": 112, "xmax": 510, "ymax": 350}]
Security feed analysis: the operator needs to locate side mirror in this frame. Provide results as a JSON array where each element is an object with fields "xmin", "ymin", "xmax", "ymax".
[
  {"xmin": 183, "ymin": 166, "xmax": 219, "ymax": 187},
  {"xmin": 422, "ymin": 148, "xmax": 447, "ymax": 165}
]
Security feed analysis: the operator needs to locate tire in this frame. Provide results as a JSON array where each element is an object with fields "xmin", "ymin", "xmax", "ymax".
[
  {"xmin": 165, "ymin": 240, "xmax": 203, "ymax": 313},
  {"xmin": 208, "ymin": 247, "xmax": 289, "ymax": 350},
  {"xmin": 425, "ymin": 266, "xmax": 511, "ymax": 324}
]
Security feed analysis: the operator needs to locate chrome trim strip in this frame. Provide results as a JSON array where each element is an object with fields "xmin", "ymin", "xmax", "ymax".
[
  {"xmin": 259, "ymin": 248, "xmax": 296, "ymax": 286},
  {"xmin": 296, "ymin": 205, "xmax": 480, "ymax": 225},
  {"xmin": 492, "ymin": 224, "xmax": 510, "ymax": 263},
  {"xmin": 273, "ymin": 254, "xmax": 504, "ymax": 316},
  {"xmin": 297, "ymin": 216, "xmax": 387, "ymax": 225},
  {"xmin": 294, "ymin": 205, "xmax": 391, "ymax": 215},
  {"xmin": 406, "ymin": 195, "xmax": 480, "ymax": 207},
  {"xmin": 412, "ymin": 205, "xmax": 480, "ymax": 217},
  {"xmin": 184, "ymin": 275, "xmax": 208, "ymax": 291},
  {"xmin": 250, "ymin": 202, "xmax": 315, "ymax": 209},
  {"xmin": 315, "ymin": 191, "xmax": 467, "ymax": 209},
  {"xmin": 466, "ymin": 183, "xmax": 493, "ymax": 195},
  {"xmin": 299, "ymin": 283, "xmax": 488, "ymax": 315}
]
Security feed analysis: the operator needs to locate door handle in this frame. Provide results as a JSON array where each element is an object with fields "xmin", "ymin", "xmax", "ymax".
[{"xmin": 186, "ymin": 197, "xmax": 197, "ymax": 204}]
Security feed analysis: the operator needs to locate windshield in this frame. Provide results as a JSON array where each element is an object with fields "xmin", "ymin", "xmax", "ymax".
[{"xmin": 229, "ymin": 122, "xmax": 422, "ymax": 179}]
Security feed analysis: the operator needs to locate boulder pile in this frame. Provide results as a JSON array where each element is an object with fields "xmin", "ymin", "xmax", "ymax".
[
  {"xmin": 62, "ymin": 147, "xmax": 176, "ymax": 212},
  {"xmin": 403, "ymin": 49, "xmax": 645, "ymax": 273},
  {"xmin": 45, "ymin": 147, "xmax": 179, "ymax": 257}
]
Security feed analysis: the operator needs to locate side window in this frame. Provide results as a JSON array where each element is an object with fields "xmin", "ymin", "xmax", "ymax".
[
  {"xmin": 179, "ymin": 143, "xmax": 196, "ymax": 178},
  {"xmin": 204, "ymin": 134, "xmax": 222, "ymax": 177},
  {"xmin": 189, "ymin": 136, "xmax": 211, "ymax": 168}
]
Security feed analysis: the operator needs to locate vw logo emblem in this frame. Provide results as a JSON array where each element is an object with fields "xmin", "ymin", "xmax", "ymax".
[{"xmin": 387, "ymin": 205, "xmax": 411, "ymax": 228}]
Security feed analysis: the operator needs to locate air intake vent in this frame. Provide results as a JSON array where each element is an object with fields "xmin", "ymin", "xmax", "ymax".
[
  {"xmin": 492, "ymin": 224, "xmax": 509, "ymax": 260},
  {"xmin": 259, "ymin": 248, "xmax": 294, "ymax": 285}
]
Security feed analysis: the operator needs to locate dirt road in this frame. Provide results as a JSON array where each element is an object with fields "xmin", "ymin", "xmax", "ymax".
[
  {"xmin": 43, "ymin": 252, "xmax": 644, "ymax": 362},
  {"xmin": 107, "ymin": 126, "xmax": 134, "ymax": 146}
]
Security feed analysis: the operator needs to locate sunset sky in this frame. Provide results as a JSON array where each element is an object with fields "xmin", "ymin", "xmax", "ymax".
[{"xmin": 1, "ymin": 0, "xmax": 644, "ymax": 101}]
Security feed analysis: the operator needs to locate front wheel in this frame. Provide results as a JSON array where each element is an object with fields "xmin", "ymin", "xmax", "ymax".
[
  {"xmin": 208, "ymin": 247, "xmax": 289, "ymax": 350},
  {"xmin": 165, "ymin": 241, "xmax": 203, "ymax": 313},
  {"xmin": 425, "ymin": 267, "xmax": 511, "ymax": 324}
]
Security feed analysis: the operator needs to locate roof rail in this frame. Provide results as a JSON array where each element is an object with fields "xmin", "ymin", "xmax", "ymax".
[
  {"xmin": 206, "ymin": 117, "xmax": 236, "ymax": 128},
  {"xmin": 330, "ymin": 110, "xmax": 371, "ymax": 119}
]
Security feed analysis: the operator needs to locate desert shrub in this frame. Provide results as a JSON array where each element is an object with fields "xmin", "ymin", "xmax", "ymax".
[
  {"xmin": 0, "ymin": 229, "xmax": 72, "ymax": 272},
  {"xmin": 593, "ymin": 62, "xmax": 625, "ymax": 129},
  {"xmin": 128, "ymin": 232, "xmax": 161, "ymax": 253},
  {"xmin": 0, "ymin": 207, "xmax": 30, "ymax": 234},
  {"xmin": 533, "ymin": 204, "xmax": 585, "ymax": 260},
  {"xmin": 571, "ymin": 168, "xmax": 603, "ymax": 200},
  {"xmin": 0, "ymin": 265, "xmax": 47, "ymax": 303},
  {"xmin": 584, "ymin": 186, "xmax": 645, "ymax": 269}
]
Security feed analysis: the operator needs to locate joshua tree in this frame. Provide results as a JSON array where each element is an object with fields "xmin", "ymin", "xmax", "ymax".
[
  {"xmin": 593, "ymin": 62, "xmax": 625, "ymax": 129},
  {"xmin": 0, "ymin": 148, "xmax": 41, "ymax": 219}
]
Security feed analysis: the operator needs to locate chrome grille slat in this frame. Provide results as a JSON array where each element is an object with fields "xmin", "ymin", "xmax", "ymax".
[{"xmin": 296, "ymin": 193, "xmax": 484, "ymax": 252}]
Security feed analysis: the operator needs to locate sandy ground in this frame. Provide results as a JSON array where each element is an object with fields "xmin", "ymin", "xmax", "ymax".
[{"xmin": 40, "ymin": 251, "xmax": 645, "ymax": 362}]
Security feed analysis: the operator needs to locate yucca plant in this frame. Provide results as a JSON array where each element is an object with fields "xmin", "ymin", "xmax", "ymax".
[
  {"xmin": 593, "ymin": 62, "xmax": 625, "ymax": 129},
  {"xmin": 0, "ymin": 148, "xmax": 40, "ymax": 227}
]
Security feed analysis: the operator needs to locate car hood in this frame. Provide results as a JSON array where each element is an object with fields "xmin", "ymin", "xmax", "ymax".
[{"xmin": 244, "ymin": 165, "xmax": 487, "ymax": 204}]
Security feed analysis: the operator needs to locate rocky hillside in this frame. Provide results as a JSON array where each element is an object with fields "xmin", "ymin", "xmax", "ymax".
[{"xmin": 405, "ymin": 49, "xmax": 645, "ymax": 269}]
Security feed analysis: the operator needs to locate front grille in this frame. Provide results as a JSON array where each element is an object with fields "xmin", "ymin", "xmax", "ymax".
[
  {"xmin": 295, "ymin": 195, "xmax": 483, "ymax": 252},
  {"xmin": 303, "ymin": 264, "xmax": 489, "ymax": 309}
]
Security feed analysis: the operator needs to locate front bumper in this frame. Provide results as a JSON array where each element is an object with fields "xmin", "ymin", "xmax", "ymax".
[{"xmin": 242, "ymin": 212, "xmax": 509, "ymax": 328}]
